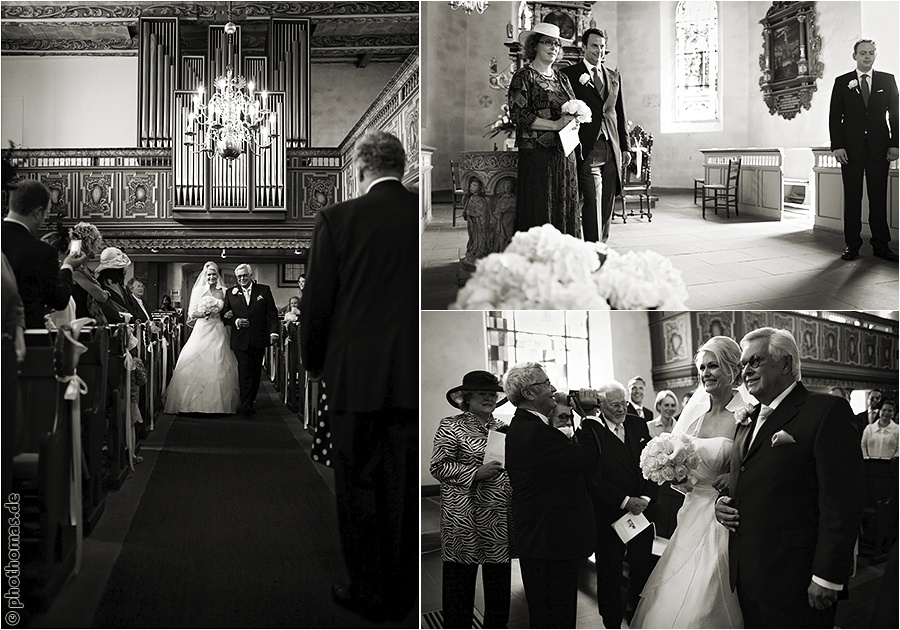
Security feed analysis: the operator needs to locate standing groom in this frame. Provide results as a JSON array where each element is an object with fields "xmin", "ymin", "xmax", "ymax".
[
  {"xmin": 716, "ymin": 327, "xmax": 865, "ymax": 628},
  {"xmin": 828, "ymin": 38, "xmax": 899, "ymax": 262},
  {"xmin": 561, "ymin": 28, "xmax": 631, "ymax": 243},
  {"xmin": 223, "ymin": 263, "xmax": 279, "ymax": 416}
]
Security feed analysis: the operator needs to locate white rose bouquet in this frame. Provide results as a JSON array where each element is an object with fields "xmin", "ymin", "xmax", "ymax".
[
  {"xmin": 640, "ymin": 432, "xmax": 702, "ymax": 486},
  {"xmin": 283, "ymin": 307, "xmax": 300, "ymax": 323},
  {"xmin": 561, "ymin": 99, "xmax": 592, "ymax": 124},
  {"xmin": 451, "ymin": 225, "xmax": 688, "ymax": 310},
  {"xmin": 192, "ymin": 295, "xmax": 221, "ymax": 320}
]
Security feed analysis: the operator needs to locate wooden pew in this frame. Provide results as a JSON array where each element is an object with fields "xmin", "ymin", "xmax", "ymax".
[
  {"xmin": 12, "ymin": 330, "xmax": 77, "ymax": 610},
  {"xmin": 76, "ymin": 326, "xmax": 109, "ymax": 534},
  {"xmin": 104, "ymin": 325, "xmax": 130, "ymax": 490}
]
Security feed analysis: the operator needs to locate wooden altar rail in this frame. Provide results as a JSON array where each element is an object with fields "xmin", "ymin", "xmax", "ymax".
[
  {"xmin": 10, "ymin": 314, "xmax": 181, "ymax": 611},
  {"xmin": 811, "ymin": 147, "xmax": 899, "ymax": 241},
  {"xmin": 700, "ymin": 148, "xmax": 783, "ymax": 219}
]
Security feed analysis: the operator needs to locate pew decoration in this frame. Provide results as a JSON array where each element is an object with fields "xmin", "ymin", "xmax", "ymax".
[
  {"xmin": 451, "ymin": 224, "xmax": 690, "ymax": 310},
  {"xmin": 53, "ymin": 317, "xmax": 94, "ymax": 575}
]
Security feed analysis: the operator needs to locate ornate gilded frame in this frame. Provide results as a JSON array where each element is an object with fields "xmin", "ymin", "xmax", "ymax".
[{"xmin": 758, "ymin": 1, "xmax": 824, "ymax": 120}]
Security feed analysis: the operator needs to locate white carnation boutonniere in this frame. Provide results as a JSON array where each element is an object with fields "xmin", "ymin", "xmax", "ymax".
[
  {"xmin": 232, "ymin": 287, "xmax": 240, "ymax": 295},
  {"xmin": 848, "ymin": 78, "xmax": 859, "ymax": 91},
  {"xmin": 578, "ymin": 72, "xmax": 593, "ymax": 87},
  {"xmin": 734, "ymin": 403, "xmax": 755, "ymax": 426}
]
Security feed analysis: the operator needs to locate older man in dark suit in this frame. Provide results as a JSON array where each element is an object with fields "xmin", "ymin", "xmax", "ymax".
[
  {"xmin": 576, "ymin": 380, "xmax": 657, "ymax": 628},
  {"xmin": 829, "ymin": 38, "xmax": 899, "ymax": 262},
  {"xmin": 1, "ymin": 179, "xmax": 86, "ymax": 328},
  {"xmin": 222, "ymin": 263, "xmax": 280, "ymax": 416},
  {"xmin": 503, "ymin": 362, "xmax": 597, "ymax": 629},
  {"xmin": 560, "ymin": 28, "xmax": 631, "ymax": 243},
  {"xmin": 300, "ymin": 130, "xmax": 417, "ymax": 624},
  {"xmin": 716, "ymin": 327, "xmax": 865, "ymax": 628}
]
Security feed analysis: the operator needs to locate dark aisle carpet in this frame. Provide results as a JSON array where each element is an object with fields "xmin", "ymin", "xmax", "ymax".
[{"xmin": 92, "ymin": 400, "xmax": 364, "ymax": 628}]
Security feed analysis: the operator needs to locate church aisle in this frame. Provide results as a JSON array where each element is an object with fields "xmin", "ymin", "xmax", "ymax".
[{"xmin": 28, "ymin": 380, "xmax": 395, "ymax": 629}]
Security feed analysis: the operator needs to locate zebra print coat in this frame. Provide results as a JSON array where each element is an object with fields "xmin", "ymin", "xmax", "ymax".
[{"xmin": 430, "ymin": 412, "xmax": 512, "ymax": 564}]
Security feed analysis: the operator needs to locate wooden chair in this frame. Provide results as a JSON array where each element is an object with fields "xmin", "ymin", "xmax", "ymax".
[
  {"xmin": 615, "ymin": 125, "xmax": 654, "ymax": 223},
  {"xmin": 450, "ymin": 160, "xmax": 465, "ymax": 227},
  {"xmin": 702, "ymin": 158, "xmax": 741, "ymax": 219},
  {"xmin": 693, "ymin": 177, "xmax": 705, "ymax": 203}
]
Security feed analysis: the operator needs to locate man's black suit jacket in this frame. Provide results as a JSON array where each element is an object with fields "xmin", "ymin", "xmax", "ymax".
[
  {"xmin": 300, "ymin": 179, "xmax": 417, "ymax": 414},
  {"xmin": 829, "ymin": 69, "xmax": 899, "ymax": 160},
  {"xmin": 505, "ymin": 407, "xmax": 597, "ymax": 559},
  {"xmin": 728, "ymin": 383, "xmax": 865, "ymax": 605},
  {"xmin": 1, "ymin": 220, "xmax": 73, "ymax": 329},
  {"xmin": 559, "ymin": 61, "xmax": 630, "ymax": 195},
  {"xmin": 626, "ymin": 402, "xmax": 655, "ymax": 423},
  {"xmin": 577, "ymin": 414, "xmax": 657, "ymax": 525},
  {"xmin": 222, "ymin": 282, "xmax": 279, "ymax": 350}
]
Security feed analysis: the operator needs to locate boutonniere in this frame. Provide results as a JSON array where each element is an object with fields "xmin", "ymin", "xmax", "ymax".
[
  {"xmin": 847, "ymin": 78, "xmax": 859, "ymax": 90},
  {"xmin": 734, "ymin": 403, "xmax": 755, "ymax": 426},
  {"xmin": 770, "ymin": 430, "xmax": 796, "ymax": 447},
  {"xmin": 232, "ymin": 287, "xmax": 239, "ymax": 295},
  {"xmin": 256, "ymin": 294, "xmax": 264, "ymax": 301},
  {"xmin": 578, "ymin": 72, "xmax": 593, "ymax": 87}
]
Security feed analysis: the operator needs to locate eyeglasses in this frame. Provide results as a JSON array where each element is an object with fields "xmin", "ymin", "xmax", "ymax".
[
  {"xmin": 604, "ymin": 401, "xmax": 628, "ymax": 411},
  {"xmin": 526, "ymin": 379, "xmax": 551, "ymax": 390},
  {"xmin": 555, "ymin": 413, "xmax": 574, "ymax": 421},
  {"xmin": 738, "ymin": 355, "xmax": 767, "ymax": 371},
  {"xmin": 539, "ymin": 39, "xmax": 561, "ymax": 48},
  {"xmin": 236, "ymin": 274, "xmax": 250, "ymax": 279}
]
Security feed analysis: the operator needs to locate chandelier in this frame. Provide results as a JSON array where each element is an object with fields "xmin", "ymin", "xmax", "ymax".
[
  {"xmin": 184, "ymin": 22, "xmax": 277, "ymax": 160},
  {"xmin": 449, "ymin": 1, "xmax": 489, "ymax": 15}
]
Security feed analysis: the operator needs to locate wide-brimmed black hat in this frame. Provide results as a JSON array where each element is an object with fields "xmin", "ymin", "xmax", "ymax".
[{"xmin": 446, "ymin": 370, "xmax": 506, "ymax": 409}]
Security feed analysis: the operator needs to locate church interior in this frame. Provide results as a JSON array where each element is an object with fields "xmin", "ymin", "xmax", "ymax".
[
  {"xmin": 2, "ymin": 1, "xmax": 418, "ymax": 627},
  {"xmin": 422, "ymin": 309, "xmax": 899, "ymax": 628},
  {"xmin": 421, "ymin": 0, "xmax": 899, "ymax": 310}
]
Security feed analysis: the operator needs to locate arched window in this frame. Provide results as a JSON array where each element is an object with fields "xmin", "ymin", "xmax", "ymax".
[{"xmin": 675, "ymin": 1, "xmax": 719, "ymax": 122}]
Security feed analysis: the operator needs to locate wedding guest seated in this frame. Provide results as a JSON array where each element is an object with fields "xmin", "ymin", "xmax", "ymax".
[
  {"xmin": 861, "ymin": 399, "xmax": 899, "ymax": 459},
  {"xmin": 429, "ymin": 371, "xmax": 512, "ymax": 630},
  {"xmin": 68, "ymin": 222, "xmax": 111, "ymax": 323},
  {"xmin": 2, "ymin": 179, "xmax": 87, "ymax": 328},
  {"xmin": 647, "ymin": 389, "xmax": 678, "ymax": 438}
]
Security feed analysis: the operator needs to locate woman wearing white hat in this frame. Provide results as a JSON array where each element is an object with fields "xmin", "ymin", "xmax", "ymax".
[
  {"xmin": 508, "ymin": 22, "xmax": 580, "ymax": 236},
  {"xmin": 95, "ymin": 246, "xmax": 143, "ymax": 323}
]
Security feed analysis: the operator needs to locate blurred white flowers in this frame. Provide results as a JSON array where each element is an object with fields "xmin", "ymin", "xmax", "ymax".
[{"xmin": 451, "ymin": 225, "xmax": 688, "ymax": 310}]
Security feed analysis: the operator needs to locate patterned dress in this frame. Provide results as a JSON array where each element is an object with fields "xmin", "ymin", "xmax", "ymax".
[
  {"xmin": 430, "ymin": 412, "xmax": 512, "ymax": 564},
  {"xmin": 508, "ymin": 65, "xmax": 580, "ymax": 237}
]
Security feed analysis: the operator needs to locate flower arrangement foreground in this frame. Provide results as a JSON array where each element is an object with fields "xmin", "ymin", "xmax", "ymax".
[
  {"xmin": 640, "ymin": 432, "xmax": 701, "ymax": 485},
  {"xmin": 451, "ymin": 225, "xmax": 689, "ymax": 310}
]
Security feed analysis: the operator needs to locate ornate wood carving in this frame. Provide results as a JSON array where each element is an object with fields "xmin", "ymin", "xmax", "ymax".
[{"xmin": 758, "ymin": 1, "xmax": 824, "ymax": 120}]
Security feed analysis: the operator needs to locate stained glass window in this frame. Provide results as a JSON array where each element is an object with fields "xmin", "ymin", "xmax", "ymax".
[
  {"xmin": 486, "ymin": 310, "xmax": 591, "ymax": 392},
  {"xmin": 675, "ymin": 1, "xmax": 719, "ymax": 122}
]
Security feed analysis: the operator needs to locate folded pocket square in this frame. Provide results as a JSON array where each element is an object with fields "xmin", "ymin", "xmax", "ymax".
[{"xmin": 770, "ymin": 430, "xmax": 796, "ymax": 447}]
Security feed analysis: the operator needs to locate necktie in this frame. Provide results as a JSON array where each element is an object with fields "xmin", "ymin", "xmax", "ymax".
[
  {"xmin": 592, "ymin": 66, "xmax": 604, "ymax": 98},
  {"xmin": 244, "ymin": 288, "xmax": 252, "ymax": 305},
  {"xmin": 861, "ymin": 74, "xmax": 870, "ymax": 107},
  {"xmin": 614, "ymin": 423, "xmax": 625, "ymax": 443}
]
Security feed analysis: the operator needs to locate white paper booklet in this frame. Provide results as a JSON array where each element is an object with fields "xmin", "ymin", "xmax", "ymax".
[
  {"xmin": 612, "ymin": 511, "xmax": 650, "ymax": 544},
  {"xmin": 484, "ymin": 430, "xmax": 506, "ymax": 468}
]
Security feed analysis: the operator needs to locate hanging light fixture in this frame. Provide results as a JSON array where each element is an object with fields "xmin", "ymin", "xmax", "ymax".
[
  {"xmin": 184, "ymin": 20, "xmax": 277, "ymax": 160},
  {"xmin": 449, "ymin": 1, "xmax": 489, "ymax": 15}
]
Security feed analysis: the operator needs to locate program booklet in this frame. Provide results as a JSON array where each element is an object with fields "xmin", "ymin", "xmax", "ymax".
[
  {"xmin": 612, "ymin": 511, "xmax": 651, "ymax": 544},
  {"xmin": 484, "ymin": 430, "xmax": 506, "ymax": 468}
]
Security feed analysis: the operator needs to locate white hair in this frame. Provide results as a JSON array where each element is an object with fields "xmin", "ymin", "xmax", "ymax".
[
  {"xmin": 235, "ymin": 263, "xmax": 253, "ymax": 276},
  {"xmin": 503, "ymin": 362, "xmax": 546, "ymax": 407},
  {"xmin": 740, "ymin": 327, "xmax": 802, "ymax": 381}
]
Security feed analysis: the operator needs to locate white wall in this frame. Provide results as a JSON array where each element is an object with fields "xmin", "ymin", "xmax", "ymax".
[{"xmin": 1, "ymin": 56, "xmax": 138, "ymax": 148}]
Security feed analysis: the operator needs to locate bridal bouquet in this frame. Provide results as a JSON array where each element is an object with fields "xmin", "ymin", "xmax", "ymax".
[
  {"xmin": 640, "ymin": 432, "xmax": 701, "ymax": 486},
  {"xmin": 283, "ymin": 307, "xmax": 300, "ymax": 323},
  {"xmin": 193, "ymin": 295, "xmax": 221, "ymax": 319},
  {"xmin": 451, "ymin": 225, "xmax": 688, "ymax": 310},
  {"xmin": 561, "ymin": 99, "xmax": 592, "ymax": 124}
]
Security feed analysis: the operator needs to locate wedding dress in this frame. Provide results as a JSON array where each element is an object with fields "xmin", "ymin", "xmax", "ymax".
[
  {"xmin": 164, "ymin": 264, "xmax": 240, "ymax": 414},
  {"xmin": 631, "ymin": 390, "xmax": 746, "ymax": 629}
]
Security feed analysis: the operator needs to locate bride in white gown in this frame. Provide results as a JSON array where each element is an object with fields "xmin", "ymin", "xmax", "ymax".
[
  {"xmin": 631, "ymin": 336, "xmax": 754, "ymax": 629},
  {"xmin": 164, "ymin": 261, "xmax": 240, "ymax": 414}
]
